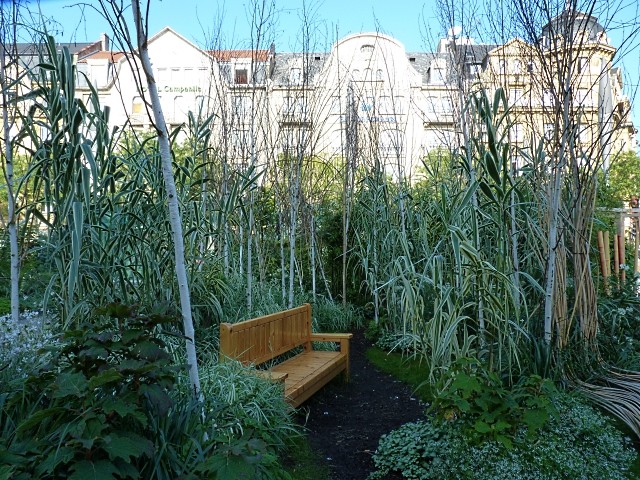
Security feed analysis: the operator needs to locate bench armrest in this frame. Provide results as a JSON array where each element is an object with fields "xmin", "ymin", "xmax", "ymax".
[
  {"xmin": 310, "ymin": 333, "xmax": 352, "ymax": 354},
  {"xmin": 310, "ymin": 333, "xmax": 353, "ymax": 342}
]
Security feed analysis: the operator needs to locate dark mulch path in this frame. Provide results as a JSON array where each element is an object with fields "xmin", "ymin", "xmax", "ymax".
[{"xmin": 297, "ymin": 330, "xmax": 426, "ymax": 480}]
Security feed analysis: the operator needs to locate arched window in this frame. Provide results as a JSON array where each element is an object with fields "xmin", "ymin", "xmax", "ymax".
[{"xmin": 132, "ymin": 96, "xmax": 144, "ymax": 115}]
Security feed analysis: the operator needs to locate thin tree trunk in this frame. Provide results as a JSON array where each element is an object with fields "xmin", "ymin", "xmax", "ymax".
[
  {"xmin": 247, "ymin": 191, "xmax": 254, "ymax": 313},
  {"xmin": 310, "ymin": 210, "xmax": 317, "ymax": 302},
  {"xmin": 0, "ymin": 33, "xmax": 20, "ymax": 324},
  {"xmin": 543, "ymin": 68, "xmax": 572, "ymax": 345},
  {"xmin": 288, "ymin": 170, "xmax": 300, "ymax": 308},
  {"xmin": 131, "ymin": 0, "xmax": 201, "ymax": 398},
  {"xmin": 279, "ymin": 208, "xmax": 286, "ymax": 303}
]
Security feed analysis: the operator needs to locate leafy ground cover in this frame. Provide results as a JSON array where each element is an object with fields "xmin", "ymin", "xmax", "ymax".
[{"xmin": 299, "ymin": 330, "xmax": 640, "ymax": 480}]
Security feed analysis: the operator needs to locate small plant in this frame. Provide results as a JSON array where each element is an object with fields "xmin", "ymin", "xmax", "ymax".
[
  {"xmin": 0, "ymin": 303, "xmax": 180, "ymax": 479},
  {"xmin": 369, "ymin": 392, "xmax": 636, "ymax": 480},
  {"xmin": 0, "ymin": 310, "xmax": 59, "ymax": 383},
  {"xmin": 428, "ymin": 357, "xmax": 557, "ymax": 448}
]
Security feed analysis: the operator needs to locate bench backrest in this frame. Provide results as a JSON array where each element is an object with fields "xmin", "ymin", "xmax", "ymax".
[{"xmin": 219, "ymin": 304, "xmax": 312, "ymax": 366}]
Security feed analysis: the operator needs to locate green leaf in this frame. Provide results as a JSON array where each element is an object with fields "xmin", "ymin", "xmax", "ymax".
[
  {"xmin": 139, "ymin": 383, "xmax": 173, "ymax": 416},
  {"xmin": 68, "ymin": 459, "xmax": 119, "ymax": 480},
  {"xmin": 101, "ymin": 398, "xmax": 141, "ymax": 420},
  {"xmin": 451, "ymin": 374, "xmax": 482, "ymax": 397},
  {"xmin": 522, "ymin": 408, "xmax": 549, "ymax": 433},
  {"xmin": 53, "ymin": 371, "xmax": 88, "ymax": 398},
  {"xmin": 495, "ymin": 434, "xmax": 513, "ymax": 450},
  {"xmin": 199, "ymin": 452, "xmax": 257, "ymax": 478},
  {"xmin": 104, "ymin": 432, "xmax": 154, "ymax": 462},
  {"xmin": 88, "ymin": 369, "xmax": 123, "ymax": 389},
  {"xmin": 16, "ymin": 407, "xmax": 66, "ymax": 435},
  {"xmin": 37, "ymin": 446, "xmax": 75, "ymax": 475},
  {"xmin": 474, "ymin": 420, "xmax": 492, "ymax": 433},
  {"xmin": 133, "ymin": 340, "xmax": 169, "ymax": 361}
]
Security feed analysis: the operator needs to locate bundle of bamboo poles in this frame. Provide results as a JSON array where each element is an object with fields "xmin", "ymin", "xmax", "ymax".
[{"xmin": 597, "ymin": 211, "xmax": 640, "ymax": 287}]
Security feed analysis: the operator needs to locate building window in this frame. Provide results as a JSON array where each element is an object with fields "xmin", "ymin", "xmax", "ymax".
[
  {"xmin": 430, "ymin": 66, "xmax": 445, "ymax": 85},
  {"xmin": 289, "ymin": 67, "xmax": 302, "ymax": 85},
  {"xmin": 233, "ymin": 95, "xmax": 250, "ymax": 119},
  {"xmin": 578, "ymin": 56, "xmax": 589, "ymax": 73},
  {"xmin": 364, "ymin": 68, "xmax": 372, "ymax": 80},
  {"xmin": 380, "ymin": 129, "xmax": 404, "ymax": 157},
  {"xmin": 132, "ymin": 96, "xmax": 144, "ymax": 115},
  {"xmin": 361, "ymin": 44, "xmax": 375, "ymax": 55},
  {"xmin": 235, "ymin": 68, "xmax": 248, "ymax": 84},
  {"xmin": 513, "ymin": 123, "xmax": 525, "ymax": 143},
  {"xmin": 512, "ymin": 59, "xmax": 522, "ymax": 74},
  {"xmin": 575, "ymin": 88, "xmax": 591, "ymax": 106},
  {"xmin": 543, "ymin": 89, "xmax": 554, "ymax": 108},
  {"xmin": 509, "ymin": 88, "xmax": 523, "ymax": 107},
  {"xmin": 544, "ymin": 123, "xmax": 554, "ymax": 141},
  {"xmin": 376, "ymin": 69, "xmax": 384, "ymax": 80},
  {"xmin": 577, "ymin": 124, "xmax": 590, "ymax": 143},
  {"xmin": 498, "ymin": 59, "xmax": 506, "ymax": 75},
  {"xmin": 233, "ymin": 129, "xmax": 249, "ymax": 151},
  {"xmin": 467, "ymin": 63, "xmax": 481, "ymax": 77},
  {"xmin": 330, "ymin": 96, "xmax": 341, "ymax": 114},
  {"xmin": 379, "ymin": 95, "xmax": 392, "ymax": 115},
  {"xmin": 352, "ymin": 69, "xmax": 361, "ymax": 80},
  {"xmin": 173, "ymin": 95, "xmax": 186, "ymax": 120},
  {"xmin": 171, "ymin": 67, "xmax": 181, "ymax": 83}
]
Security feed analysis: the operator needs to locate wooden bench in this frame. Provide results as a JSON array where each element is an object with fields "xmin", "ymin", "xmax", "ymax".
[{"xmin": 219, "ymin": 303, "xmax": 353, "ymax": 408}]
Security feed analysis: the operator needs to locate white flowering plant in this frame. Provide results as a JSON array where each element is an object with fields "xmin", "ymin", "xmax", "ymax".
[{"xmin": 0, "ymin": 311, "xmax": 59, "ymax": 383}]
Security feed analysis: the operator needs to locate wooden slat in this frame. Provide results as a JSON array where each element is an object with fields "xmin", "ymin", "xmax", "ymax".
[{"xmin": 219, "ymin": 303, "xmax": 351, "ymax": 406}]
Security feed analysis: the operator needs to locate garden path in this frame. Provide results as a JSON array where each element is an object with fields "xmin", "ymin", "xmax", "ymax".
[{"xmin": 299, "ymin": 330, "xmax": 425, "ymax": 480}]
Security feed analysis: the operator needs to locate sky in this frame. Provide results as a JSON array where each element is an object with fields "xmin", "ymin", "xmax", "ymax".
[
  {"xmin": 11, "ymin": 0, "xmax": 640, "ymax": 139},
  {"xmin": 24, "ymin": 0, "xmax": 441, "ymax": 51}
]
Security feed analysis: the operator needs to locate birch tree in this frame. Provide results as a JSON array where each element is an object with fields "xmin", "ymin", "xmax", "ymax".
[
  {"xmin": 0, "ymin": 1, "xmax": 21, "ymax": 324},
  {"xmin": 92, "ymin": 0, "xmax": 203, "ymax": 396}
]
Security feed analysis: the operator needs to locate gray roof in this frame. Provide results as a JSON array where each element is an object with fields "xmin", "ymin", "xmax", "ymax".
[{"xmin": 271, "ymin": 52, "xmax": 329, "ymax": 86}]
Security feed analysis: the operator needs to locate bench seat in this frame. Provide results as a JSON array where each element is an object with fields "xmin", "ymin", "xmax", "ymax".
[{"xmin": 219, "ymin": 304, "xmax": 352, "ymax": 407}]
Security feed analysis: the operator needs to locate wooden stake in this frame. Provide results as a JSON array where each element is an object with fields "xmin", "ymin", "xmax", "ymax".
[
  {"xmin": 604, "ymin": 230, "xmax": 611, "ymax": 278},
  {"xmin": 634, "ymin": 217, "xmax": 639, "ymax": 276},
  {"xmin": 614, "ymin": 234, "xmax": 620, "ymax": 278}
]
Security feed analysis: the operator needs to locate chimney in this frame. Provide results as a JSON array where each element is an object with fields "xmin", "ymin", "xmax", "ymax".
[{"xmin": 101, "ymin": 33, "xmax": 110, "ymax": 51}]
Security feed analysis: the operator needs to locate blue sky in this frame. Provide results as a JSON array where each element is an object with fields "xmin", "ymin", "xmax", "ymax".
[
  {"xmin": 29, "ymin": 0, "xmax": 439, "ymax": 51},
  {"xmin": 17, "ymin": 0, "xmax": 640, "ymax": 138}
]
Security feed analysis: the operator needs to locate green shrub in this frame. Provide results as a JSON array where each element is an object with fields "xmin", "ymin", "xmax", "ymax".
[
  {"xmin": 369, "ymin": 393, "xmax": 636, "ymax": 480},
  {"xmin": 0, "ymin": 304, "xmax": 185, "ymax": 479},
  {"xmin": 428, "ymin": 357, "xmax": 557, "ymax": 448},
  {"xmin": 597, "ymin": 273, "xmax": 640, "ymax": 370},
  {"xmin": 0, "ymin": 304, "xmax": 294, "ymax": 479},
  {"xmin": 197, "ymin": 359, "xmax": 299, "ymax": 454}
]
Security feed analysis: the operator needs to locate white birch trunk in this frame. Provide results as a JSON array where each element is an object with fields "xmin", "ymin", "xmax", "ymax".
[
  {"xmin": 0, "ymin": 40, "xmax": 20, "ymax": 324},
  {"xmin": 247, "ymin": 193, "xmax": 254, "ymax": 312},
  {"xmin": 278, "ymin": 209, "xmax": 286, "ymax": 303},
  {"xmin": 288, "ymin": 187, "xmax": 299, "ymax": 308},
  {"xmin": 310, "ymin": 211, "xmax": 317, "ymax": 302},
  {"xmin": 131, "ymin": 0, "xmax": 201, "ymax": 397}
]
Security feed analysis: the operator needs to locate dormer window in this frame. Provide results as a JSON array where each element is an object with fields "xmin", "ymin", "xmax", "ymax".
[
  {"xmin": 290, "ymin": 67, "xmax": 302, "ymax": 84},
  {"xmin": 235, "ymin": 68, "xmax": 248, "ymax": 84},
  {"xmin": 361, "ymin": 44, "xmax": 374, "ymax": 56}
]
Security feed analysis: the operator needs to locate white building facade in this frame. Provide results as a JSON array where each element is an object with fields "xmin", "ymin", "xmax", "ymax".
[{"xmin": 72, "ymin": 17, "xmax": 636, "ymax": 180}]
